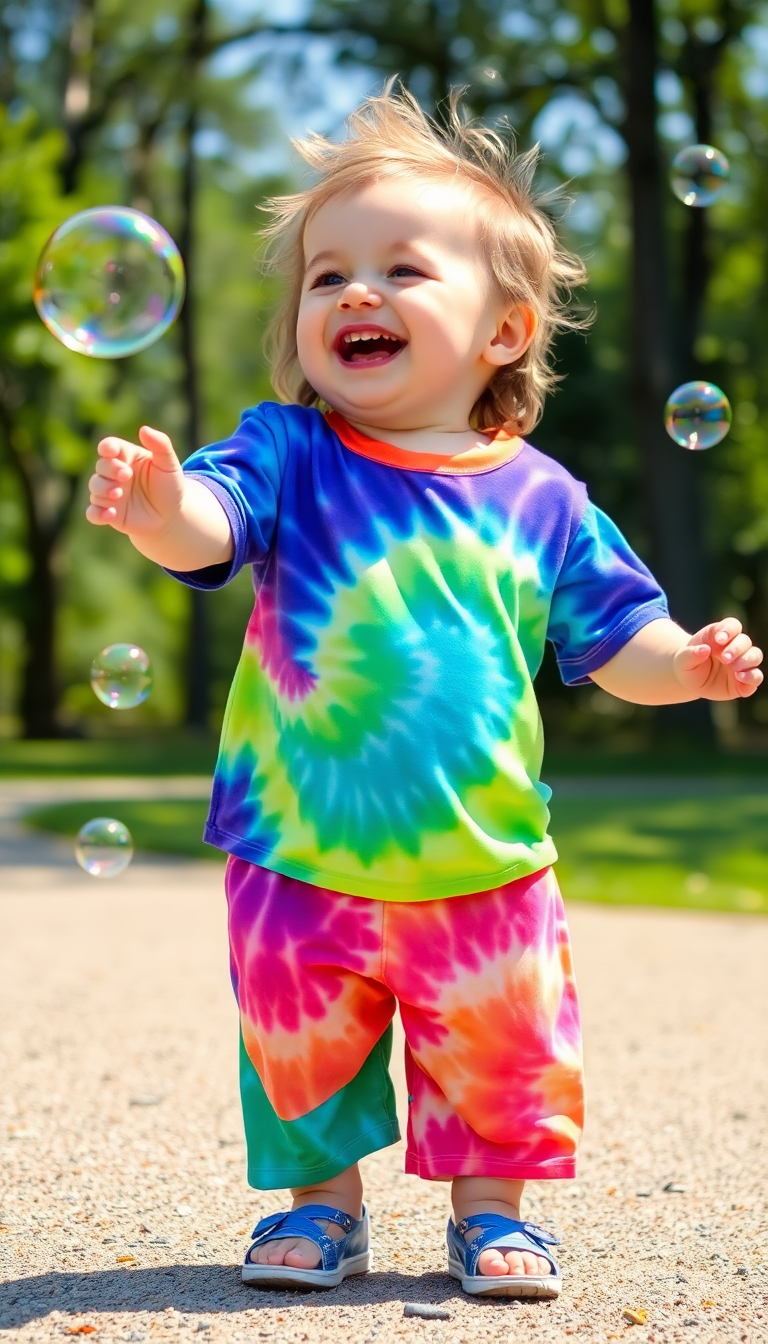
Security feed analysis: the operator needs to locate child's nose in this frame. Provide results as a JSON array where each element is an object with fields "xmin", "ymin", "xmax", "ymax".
[{"xmin": 337, "ymin": 281, "xmax": 382, "ymax": 311}]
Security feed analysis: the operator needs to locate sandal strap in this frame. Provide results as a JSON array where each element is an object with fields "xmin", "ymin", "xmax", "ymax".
[
  {"xmin": 248, "ymin": 1204, "xmax": 358, "ymax": 1272},
  {"xmin": 453, "ymin": 1216, "xmax": 559, "ymax": 1278}
]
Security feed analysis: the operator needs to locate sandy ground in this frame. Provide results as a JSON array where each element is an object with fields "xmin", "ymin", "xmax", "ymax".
[{"xmin": 1, "ymin": 790, "xmax": 767, "ymax": 1344}]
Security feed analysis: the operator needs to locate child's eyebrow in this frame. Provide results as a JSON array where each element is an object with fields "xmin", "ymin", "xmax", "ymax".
[
  {"xmin": 303, "ymin": 240, "xmax": 437, "ymax": 275},
  {"xmin": 304, "ymin": 249, "xmax": 342, "ymax": 273}
]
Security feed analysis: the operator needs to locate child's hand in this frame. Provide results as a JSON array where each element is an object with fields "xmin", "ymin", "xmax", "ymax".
[
  {"xmin": 673, "ymin": 618, "xmax": 764, "ymax": 699},
  {"xmin": 86, "ymin": 426, "xmax": 185, "ymax": 540}
]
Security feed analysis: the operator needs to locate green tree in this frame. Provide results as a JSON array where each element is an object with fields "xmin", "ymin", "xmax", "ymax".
[
  {"xmin": 0, "ymin": 0, "xmax": 281, "ymax": 737},
  {"xmin": 0, "ymin": 110, "xmax": 111, "ymax": 736}
]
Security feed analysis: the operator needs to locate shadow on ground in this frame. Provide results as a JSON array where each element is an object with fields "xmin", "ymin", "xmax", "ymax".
[{"xmin": 0, "ymin": 1266, "xmax": 535, "ymax": 1326}]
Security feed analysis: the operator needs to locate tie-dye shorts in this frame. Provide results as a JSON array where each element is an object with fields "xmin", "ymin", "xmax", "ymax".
[{"xmin": 226, "ymin": 859, "xmax": 584, "ymax": 1190}]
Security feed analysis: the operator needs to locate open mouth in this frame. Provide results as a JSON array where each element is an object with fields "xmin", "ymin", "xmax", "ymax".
[{"xmin": 335, "ymin": 327, "xmax": 407, "ymax": 366}]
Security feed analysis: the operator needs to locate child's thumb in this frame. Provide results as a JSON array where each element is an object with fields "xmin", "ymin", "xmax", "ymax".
[{"xmin": 138, "ymin": 425, "xmax": 180, "ymax": 471}]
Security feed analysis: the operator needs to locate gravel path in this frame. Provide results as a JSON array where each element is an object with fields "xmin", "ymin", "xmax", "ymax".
[{"xmin": 1, "ymin": 828, "xmax": 767, "ymax": 1344}]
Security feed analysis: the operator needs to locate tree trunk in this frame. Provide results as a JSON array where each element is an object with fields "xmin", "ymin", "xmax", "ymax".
[
  {"xmin": 623, "ymin": 0, "xmax": 709, "ymax": 631},
  {"xmin": 61, "ymin": 0, "xmax": 96, "ymax": 195},
  {"xmin": 19, "ymin": 523, "xmax": 60, "ymax": 739},
  {"xmin": 678, "ymin": 31, "xmax": 719, "ymax": 378},
  {"xmin": 1, "ymin": 410, "xmax": 79, "ymax": 738},
  {"xmin": 178, "ymin": 0, "xmax": 211, "ymax": 731},
  {"xmin": 623, "ymin": 0, "xmax": 712, "ymax": 740}
]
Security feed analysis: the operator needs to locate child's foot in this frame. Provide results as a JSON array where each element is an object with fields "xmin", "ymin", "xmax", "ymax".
[
  {"xmin": 464, "ymin": 1215, "xmax": 552, "ymax": 1278},
  {"xmin": 246, "ymin": 1165, "xmax": 364, "ymax": 1270},
  {"xmin": 452, "ymin": 1176, "xmax": 552, "ymax": 1278},
  {"xmin": 245, "ymin": 1205, "xmax": 349, "ymax": 1269}
]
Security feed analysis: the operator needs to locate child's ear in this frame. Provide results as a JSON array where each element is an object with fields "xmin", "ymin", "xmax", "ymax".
[{"xmin": 483, "ymin": 304, "xmax": 537, "ymax": 368}]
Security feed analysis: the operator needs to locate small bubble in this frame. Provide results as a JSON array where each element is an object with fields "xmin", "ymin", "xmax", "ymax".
[
  {"xmin": 664, "ymin": 381, "xmax": 731, "ymax": 450},
  {"xmin": 33, "ymin": 206, "xmax": 185, "ymax": 358},
  {"xmin": 90, "ymin": 643, "xmax": 152, "ymax": 709},
  {"xmin": 670, "ymin": 144, "xmax": 729, "ymax": 208},
  {"xmin": 75, "ymin": 818, "xmax": 133, "ymax": 878}
]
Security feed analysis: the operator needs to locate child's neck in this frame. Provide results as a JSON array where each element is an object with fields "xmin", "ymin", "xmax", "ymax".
[{"xmin": 341, "ymin": 417, "xmax": 499, "ymax": 457}]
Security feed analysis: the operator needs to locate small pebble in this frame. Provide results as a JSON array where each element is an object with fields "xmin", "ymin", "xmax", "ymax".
[
  {"xmin": 403, "ymin": 1303, "xmax": 452, "ymax": 1320},
  {"xmin": 622, "ymin": 1307, "xmax": 648, "ymax": 1325},
  {"xmin": 736, "ymin": 1266, "xmax": 749, "ymax": 1276},
  {"xmin": 683, "ymin": 1320, "xmax": 700, "ymax": 1327},
  {"xmin": 663, "ymin": 1182, "xmax": 686, "ymax": 1193},
  {"xmin": 129, "ymin": 1095, "xmax": 163, "ymax": 1107}
]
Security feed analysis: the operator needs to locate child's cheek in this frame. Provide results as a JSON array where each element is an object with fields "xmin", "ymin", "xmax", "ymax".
[{"xmin": 296, "ymin": 311, "xmax": 325, "ymax": 377}]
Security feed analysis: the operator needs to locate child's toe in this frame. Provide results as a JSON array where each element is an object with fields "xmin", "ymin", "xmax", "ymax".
[
  {"xmin": 502, "ymin": 1250, "xmax": 550, "ymax": 1276},
  {"xmin": 284, "ymin": 1240, "xmax": 322, "ymax": 1269},
  {"xmin": 265, "ymin": 1237, "xmax": 300, "ymax": 1264},
  {"xmin": 521, "ymin": 1250, "xmax": 544, "ymax": 1276},
  {"xmin": 477, "ymin": 1248, "xmax": 511, "ymax": 1276},
  {"xmin": 503, "ymin": 1250, "xmax": 526, "ymax": 1275}
]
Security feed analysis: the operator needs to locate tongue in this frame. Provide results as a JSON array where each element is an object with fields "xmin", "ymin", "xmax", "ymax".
[{"xmin": 349, "ymin": 346, "xmax": 393, "ymax": 363}]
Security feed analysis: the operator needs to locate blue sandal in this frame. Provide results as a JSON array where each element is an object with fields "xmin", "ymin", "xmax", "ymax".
[
  {"xmin": 242, "ymin": 1204, "xmax": 370, "ymax": 1289},
  {"xmin": 447, "ymin": 1214, "xmax": 561, "ymax": 1298}
]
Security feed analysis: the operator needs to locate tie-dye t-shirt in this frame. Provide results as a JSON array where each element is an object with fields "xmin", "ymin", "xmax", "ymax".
[{"xmin": 170, "ymin": 402, "xmax": 668, "ymax": 901}]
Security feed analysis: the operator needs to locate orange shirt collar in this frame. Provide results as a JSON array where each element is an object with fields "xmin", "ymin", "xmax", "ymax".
[{"xmin": 325, "ymin": 411, "xmax": 523, "ymax": 476}]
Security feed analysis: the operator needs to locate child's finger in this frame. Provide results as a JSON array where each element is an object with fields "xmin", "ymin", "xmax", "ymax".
[
  {"xmin": 732, "ymin": 645, "xmax": 763, "ymax": 673},
  {"xmin": 138, "ymin": 425, "xmax": 180, "ymax": 472},
  {"xmin": 97, "ymin": 435, "xmax": 142, "ymax": 462},
  {"xmin": 703, "ymin": 617, "xmax": 742, "ymax": 648},
  {"xmin": 717, "ymin": 633, "xmax": 753, "ymax": 664},
  {"xmin": 85, "ymin": 502, "xmax": 118, "ymax": 525},
  {"xmin": 735, "ymin": 667, "xmax": 764, "ymax": 693},
  {"xmin": 94, "ymin": 456, "xmax": 133, "ymax": 483},
  {"xmin": 89, "ymin": 469, "xmax": 123, "ymax": 497}
]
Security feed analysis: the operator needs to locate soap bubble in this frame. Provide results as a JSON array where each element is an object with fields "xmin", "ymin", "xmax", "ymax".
[
  {"xmin": 664, "ymin": 381, "xmax": 731, "ymax": 451},
  {"xmin": 75, "ymin": 818, "xmax": 133, "ymax": 878},
  {"xmin": 91, "ymin": 643, "xmax": 153, "ymax": 709},
  {"xmin": 670, "ymin": 145, "xmax": 729, "ymax": 208},
  {"xmin": 33, "ymin": 206, "xmax": 185, "ymax": 357}
]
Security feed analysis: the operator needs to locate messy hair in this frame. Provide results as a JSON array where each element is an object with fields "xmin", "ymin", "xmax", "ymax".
[{"xmin": 260, "ymin": 83, "xmax": 589, "ymax": 434}]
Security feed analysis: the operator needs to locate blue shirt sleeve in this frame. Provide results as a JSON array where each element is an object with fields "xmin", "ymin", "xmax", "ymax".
[
  {"xmin": 548, "ymin": 500, "xmax": 670, "ymax": 686},
  {"xmin": 164, "ymin": 404, "xmax": 288, "ymax": 591}
]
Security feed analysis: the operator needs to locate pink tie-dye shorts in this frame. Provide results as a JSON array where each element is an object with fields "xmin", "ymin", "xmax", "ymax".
[{"xmin": 226, "ymin": 858, "xmax": 584, "ymax": 1188}]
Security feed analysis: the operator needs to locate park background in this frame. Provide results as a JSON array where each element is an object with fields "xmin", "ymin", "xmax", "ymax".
[{"xmin": 2, "ymin": 0, "xmax": 768, "ymax": 914}]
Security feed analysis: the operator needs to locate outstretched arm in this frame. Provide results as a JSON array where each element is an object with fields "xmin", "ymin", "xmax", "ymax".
[
  {"xmin": 86, "ymin": 425, "xmax": 233, "ymax": 571},
  {"xmin": 590, "ymin": 616, "xmax": 764, "ymax": 705}
]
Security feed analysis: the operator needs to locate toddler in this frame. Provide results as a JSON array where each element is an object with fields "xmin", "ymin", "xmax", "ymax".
[{"xmin": 86, "ymin": 89, "xmax": 763, "ymax": 1298}]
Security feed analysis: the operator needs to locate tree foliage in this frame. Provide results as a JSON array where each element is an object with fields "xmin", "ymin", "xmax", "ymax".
[{"xmin": 1, "ymin": 0, "xmax": 767, "ymax": 748}]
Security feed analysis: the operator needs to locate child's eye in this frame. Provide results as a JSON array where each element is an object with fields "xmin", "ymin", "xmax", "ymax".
[
  {"xmin": 311, "ymin": 271, "xmax": 346, "ymax": 289},
  {"xmin": 389, "ymin": 265, "xmax": 423, "ymax": 279}
]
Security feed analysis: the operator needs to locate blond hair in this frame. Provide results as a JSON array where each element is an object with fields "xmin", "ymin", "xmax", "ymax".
[{"xmin": 260, "ymin": 84, "xmax": 589, "ymax": 434}]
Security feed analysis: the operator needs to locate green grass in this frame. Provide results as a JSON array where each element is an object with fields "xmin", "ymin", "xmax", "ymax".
[
  {"xmin": 549, "ymin": 791, "xmax": 768, "ymax": 914},
  {"xmin": 24, "ymin": 798, "xmax": 221, "ymax": 861},
  {"xmin": 543, "ymin": 749, "xmax": 768, "ymax": 778},
  {"xmin": 0, "ymin": 737, "xmax": 218, "ymax": 777},
  {"xmin": 23, "ymin": 788, "xmax": 768, "ymax": 913}
]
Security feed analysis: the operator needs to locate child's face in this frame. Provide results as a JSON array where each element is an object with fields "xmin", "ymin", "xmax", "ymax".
[{"xmin": 296, "ymin": 177, "xmax": 532, "ymax": 430}]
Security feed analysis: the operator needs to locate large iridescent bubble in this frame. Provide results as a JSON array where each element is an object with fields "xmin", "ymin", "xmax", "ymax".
[
  {"xmin": 33, "ymin": 206, "xmax": 185, "ymax": 358},
  {"xmin": 664, "ymin": 381, "xmax": 731, "ymax": 451},
  {"xmin": 90, "ymin": 643, "xmax": 153, "ymax": 709},
  {"xmin": 670, "ymin": 145, "xmax": 729, "ymax": 208},
  {"xmin": 75, "ymin": 818, "xmax": 134, "ymax": 878}
]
